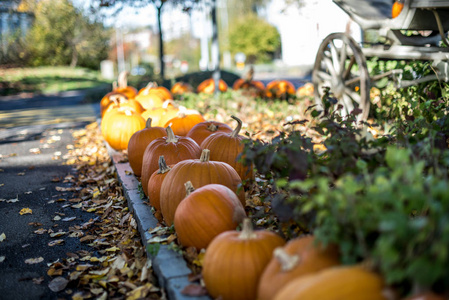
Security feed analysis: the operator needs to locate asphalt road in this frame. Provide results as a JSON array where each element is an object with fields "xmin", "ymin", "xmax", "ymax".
[{"xmin": 0, "ymin": 90, "xmax": 102, "ymax": 299}]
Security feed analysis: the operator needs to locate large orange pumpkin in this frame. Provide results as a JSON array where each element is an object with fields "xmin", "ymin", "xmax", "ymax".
[
  {"xmin": 197, "ymin": 78, "xmax": 228, "ymax": 94},
  {"xmin": 147, "ymin": 155, "xmax": 174, "ymax": 221},
  {"xmin": 113, "ymin": 71, "xmax": 138, "ymax": 99},
  {"xmin": 171, "ymin": 82, "xmax": 194, "ymax": 96},
  {"xmin": 201, "ymin": 115, "xmax": 253, "ymax": 182},
  {"xmin": 174, "ymin": 182, "xmax": 246, "ymax": 250},
  {"xmin": 202, "ymin": 218, "xmax": 286, "ymax": 300},
  {"xmin": 101, "ymin": 108, "xmax": 146, "ymax": 151},
  {"xmin": 164, "ymin": 112, "xmax": 206, "ymax": 136},
  {"xmin": 140, "ymin": 126, "xmax": 201, "ymax": 196},
  {"xmin": 257, "ymin": 235, "xmax": 340, "ymax": 300},
  {"xmin": 186, "ymin": 121, "xmax": 233, "ymax": 146},
  {"xmin": 127, "ymin": 118, "xmax": 166, "ymax": 177},
  {"xmin": 265, "ymin": 79, "xmax": 296, "ymax": 100},
  {"xmin": 160, "ymin": 149, "xmax": 245, "ymax": 226},
  {"xmin": 141, "ymin": 100, "xmax": 180, "ymax": 127},
  {"xmin": 273, "ymin": 265, "xmax": 386, "ymax": 300}
]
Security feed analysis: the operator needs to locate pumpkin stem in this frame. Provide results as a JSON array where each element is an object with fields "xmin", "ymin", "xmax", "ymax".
[
  {"xmin": 230, "ymin": 115, "xmax": 242, "ymax": 138},
  {"xmin": 184, "ymin": 181, "xmax": 195, "ymax": 196},
  {"xmin": 162, "ymin": 100, "xmax": 176, "ymax": 109},
  {"xmin": 145, "ymin": 118, "xmax": 153, "ymax": 128},
  {"xmin": 157, "ymin": 155, "xmax": 171, "ymax": 174},
  {"xmin": 118, "ymin": 71, "xmax": 128, "ymax": 88},
  {"xmin": 146, "ymin": 81, "xmax": 157, "ymax": 89},
  {"xmin": 178, "ymin": 111, "xmax": 186, "ymax": 118},
  {"xmin": 200, "ymin": 149, "xmax": 210, "ymax": 162},
  {"xmin": 112, "ymin": 81, "xmax": 117, "ymax": 90},
  {"xmin": 238, "ymin": 218, "xmax": 258, "ymax": 240},
  {"xmin": 207, "ymin": 123, "xmax": 219, "ymax": 132},
  {"xmin": 273, "ymin": 247, "xmax": 300, "ymax": 272},
  {"xmin": 165, "ymin": 126, "xmax": 179, "ymax": 143}
]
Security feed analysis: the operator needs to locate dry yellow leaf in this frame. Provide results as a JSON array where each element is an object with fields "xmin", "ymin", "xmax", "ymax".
[{"xmin": 19, "ymin": 208, "xmax": 32, "ymax": 215}]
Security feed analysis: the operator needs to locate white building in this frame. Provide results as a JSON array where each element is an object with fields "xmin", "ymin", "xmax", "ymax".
[{"xmin": 265, "ymin": 0, "xmax": 362, "ymax": 67}]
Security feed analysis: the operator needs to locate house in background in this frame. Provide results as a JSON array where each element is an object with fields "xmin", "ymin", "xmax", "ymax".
[{"xmin": 0, "ymin": 1, "xmax": 33, "ymax": 55}]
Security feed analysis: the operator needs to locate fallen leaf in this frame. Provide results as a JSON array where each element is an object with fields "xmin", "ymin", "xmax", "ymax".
[
  {"xmin": 34, "ymin": 228, "xmax": 47, "ymax": 235},
  {"xmin": 29, "ymin": 148, "xmax": 41, "ymax": 154},
  {"xmin": 32, "ymin": 277, "xmax": 44, "ymax": 284},
  {"xmin": 48, "ymin": 277, "xmax": 68, "ymax": 292},
  {"xmin": 22, "ymin": 244, "xmax": 30, "ymax": 248},
  {"xmin": 17, "ymin": 172, "xmax": 25, "ymax": 176},
  {"xmin": 0, "ymin": 183, "xmax": 4, "ymax": 187},
  {"xmin": 0, "ymin": 233, "xmax": 5, "ymax": 242},
  {"xmin": 28, "ymin": 222, "xmax": 43, "ymax": 227},
  {"xmin": 48, "ymin": 239, "xmax": 64, "ymax": 246},
  {"xmin": 53, "ymin": 216, "xmax": 61, "ymax": 221},
  {"xmin": 6, "ymin": 195, "xmax": 19, "ymax": 203},
  {"xmin": 104, "ymin": 246, "xmax": 120, "ymax": 252},
  {"xmin": 50, "ymin": 232, "xmax": 66, "ymax": 238},
  {"xmin": 181, "ymin": 284, "xmax": 208, "ymax": 296},
  {"xmin": 19, "ymin": 208, "xmax": 32, "ymax": 215},
  {"xmin": 0, "ymin": 256, "xmax": 5, "ymax": 263},
  {"xmin": 62, "ymin": 217, "xmax": 76, "ymax": 222},
  {"xmin": 25, "ymin": 257, "xmax": 44, "ymax": 264},
  {"xmin": 24, "ymin": 191, "xmax": 32, "ymax": 195},
  {"xmin": 126, "ymin": 283, "xmax": 156, "ymax": 300}
]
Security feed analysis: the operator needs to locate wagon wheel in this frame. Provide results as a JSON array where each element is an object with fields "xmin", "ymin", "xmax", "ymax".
[{"xmin": 312, "ymin": 32, "xmax": 371, "ymax": 124}]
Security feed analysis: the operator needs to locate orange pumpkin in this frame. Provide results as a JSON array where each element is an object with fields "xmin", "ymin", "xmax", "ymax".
[
  {"xmin": 174, "ymin": 182, "xmax": 246, "ymax": 250},
  {"xmin": 101, "ymin": 108, "xmax": 146, "ymax": 151},
  {"xmin": 296, "ymin": 82, "xmax": 314, "ymax": 97},
  {"xmin": 141, "ymin": 100, "xmax": 180, "ymax": 127},
  {"xmin": 164, "ymin": 112, "xmax": 206, "ymax": 136},
  {"xmin": 233, "ymin": 78, "xmax": 265, "ymax": 97},
  {"xmin": 127, "ymin": 118, "xmax": 166, "ymax": 177},
  {"xmin": 273, "ymin": 265, "xmax": 386, "ymax": 300},
  {"xmin": 113, "ymin": 71, "xmax": 138, "ymax": 99},
  {"xmin": 160, "ymin": 149, "xmax": 245, "ymax": 226},
  {"xmin": 138, "ymin": 81, "xmax": 173, "ymax": 100},
  {"xmin": 140, "ymin": 126, "xmax": 201, "ymax": 196},
  {"xmin": 197, "ymin": 78, "xmax": 228, "ymax": 94},
  {"xmin": 257, "ymin": 235, "xmax": 340, "ymax": 300},
  {"xmin": 186, "ymin": 121, "xmax": 233, "ymax": 146},
  {"xmin": 265, "ymin": 79, "xmax": 296, "ymax": 99},
  {"xmin": 102, "ymin": 95, "xmax": 144, "ymax": 117},
  {"xmin": 171, "ymin": 82, "xmax": 194, "ymax": 96},
  {"xmin": 135, "ymin": 92, "xmax": 165, "ymax": 110},
  {"xmin": 147, "ymin": 155, "xmax": 174, "ymax": 221},
  {"xmin": 100, "ymin": 91, "xmax": 129, "ymax": 116},
  {"xmin": 392, "ymin": 1, "xmax": 404, "ymax": 18},
  {"xmin": 201, "ymin": 115, "xmax": 253, "ymax": 182},
  {"xmin": 202, "ymin": 218, "xmax": 286, "ymax": 300}
]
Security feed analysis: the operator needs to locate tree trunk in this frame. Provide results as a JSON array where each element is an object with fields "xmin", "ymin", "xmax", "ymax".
[
  {"xmin": 157, "ymin": 4, "xmax": 165, "ymax": 79},
  {"xmin": 70, "ymin": 45, "xmax": 78, "ymax": 68},
  {"xmin": 211, "ymin": 0, "xmax": 220, "ymax": 96}
]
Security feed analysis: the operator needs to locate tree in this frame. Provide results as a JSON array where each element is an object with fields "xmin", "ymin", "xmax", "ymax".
[
  {"xmin": 228, "ymin": 14, "xmax": 281, "ymax": 64},
  {"xmin": 25, "ymin": 0, "xmax": 110, "ymax": 69}
]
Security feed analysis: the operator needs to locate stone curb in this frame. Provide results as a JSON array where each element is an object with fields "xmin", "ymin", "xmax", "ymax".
[{"xmin": 105, "ymin": 143, "xmax": 211, "ymax": 300}]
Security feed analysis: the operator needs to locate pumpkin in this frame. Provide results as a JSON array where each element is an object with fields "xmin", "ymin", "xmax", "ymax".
[
  {"xmin": 202, "ymin": 218, "xmax": 286, "ymax": 300},
  {"xmin": 233, "ymin": 78, "xmax": 265, "ymax": 97},
  {"xmin": 273, "ymin": 265, "xmax": 386, "ymax": 300},
  {"xmin": 171, "ymin": 82, "xmax": 194, "ymax": 96},
  {"xmin": 164, "ymin": 111, "xmax": 206, "ymax": 136},
  {"xmin": 147, "ymin": 155, "xmax": 174, "ymax": 221},
  {"xmin": 201, "ymin": 115, "xmax": 253, "ymax": 182},
  {"xmin": 160, "ymin": 149, "xmax": 245, "ymax": 226},
  {"xmin": 265, "ymin": 79, "xmax": 296, "ymax": 99},
  {"xmin": 174, "ymin": 182, "xmax": 246, "ymax": 250},
  {"xmin": 140, "ymin": 126, "xmax": 201, "ymax": 196},
  {"xmin": 186, "ymin": 121, "xmax": 233, "ymax": 146},
  {"xmin": 257, "ymin": 235, "xmax": 340, "ymax": 300},
  {"xmin": 102, "ymin": 95, "xmax": 144, "ymax": 117},
  {"xmin": 296, "ymin": 82, "xmax": 314, "ymax": 97},
  {"xmin": 127, "ymin": 118, "xmax": 166, "ymax": 177},
  {"xmin": 101, "ymin": 108, "xmax": 146, "ymax": 151},
  {"xmin": 392, "ymin": 0, "xmax": 404, "ymax": 18},
  {"xmin": 100, "ymin": 91, "xmax": 128, "ymax": 116},
  {"xmin": 141, "ymin": 100, "xmax": 180, "ymax": 127},
  {"xmin": 138, "ymin": 81, "xmax": 172, "ymax": 100},
  {"xmin": 113, "ymin": 71, "xmax": 138, "ymax": 99},
  {"xmin": 197, "ymin": 78, "xmax": 228, "ymax": 94}
]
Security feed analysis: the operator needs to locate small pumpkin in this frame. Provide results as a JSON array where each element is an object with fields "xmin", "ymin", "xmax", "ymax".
[
  {"xmin": 202, "ymin": 218, "xmax": 286, "ymax": 300},
  {"xmin": 296, "ymin": 82, "xmax": 314, "ymax": 97},
  {"xmin": 392, "ymin": 0, "xmax": 404, "ymax": 18},
  {"xmin": 160, "ymin": 149, "xmax": 245, "ymax": 226},
  {"xmin": 127, "ymin": 118, "xmax": 166, "ymax": 176},
  {"xmin": 101, "ymin": 108, "xmax": 146, "ymax": 151},
  {"xmin": 147, "ymin": 155, "xmax": 174, "ymax": 221},
  {"xmin": 273, "ymin": 265, "xmax": 386, "ymax": 300},
  {"xmin": 257, "ymin": 235, "xmax": 340, "ymax": 300},
  {"xmin": 140, "ymin": 126, "xmax": 201, "ymax": 196},
  {"xmin": 141, "ymin": 100, "xmax": 180, "ymax": 127},
  {"xmin": 164, "ymin": 111, "xmax": 206, "ymax": 136},
  {"xmin": 100, "ymin": 91, "xmax": 128, "ymax": 116},
  {"xmin": 197, "ymin": 78, "xmax": 228, "ymax": 94},
  {"xmin": 174, "ymin": 182, "xmax": 246, "ymax": 250},
  {"xmin": 265, "ymin": 79, "xmax": 296, "ymax": 100},
  {"xmin": 138, "ymin": 81, "xmax": 172, "ymax": 100},
  {"xmin": 201, "ymin": 115, "xmax": 253, "ymax": 182},
  {"xmin": 233, "ymin": 78, "xmax": 265, "ymax": 97},
  {"xmin": 102, "ymin": 95, "xmax": 144, "ymax": 117},
  {"xmin": 186, "ymin": 121, "xmax": 233, "ymax": 146},
  {"xmin": 171, "ymin": 82, "xmax": 194, "ymax": 96},
  {"xmin": 113, "ymin": 71, "xmax": 138, "ymax": 99}
]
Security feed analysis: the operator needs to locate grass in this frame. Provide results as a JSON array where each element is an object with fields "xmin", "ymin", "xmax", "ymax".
[{"xmin": 0, "ymin": 66, "xmax": 111, "ymax": 96}]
